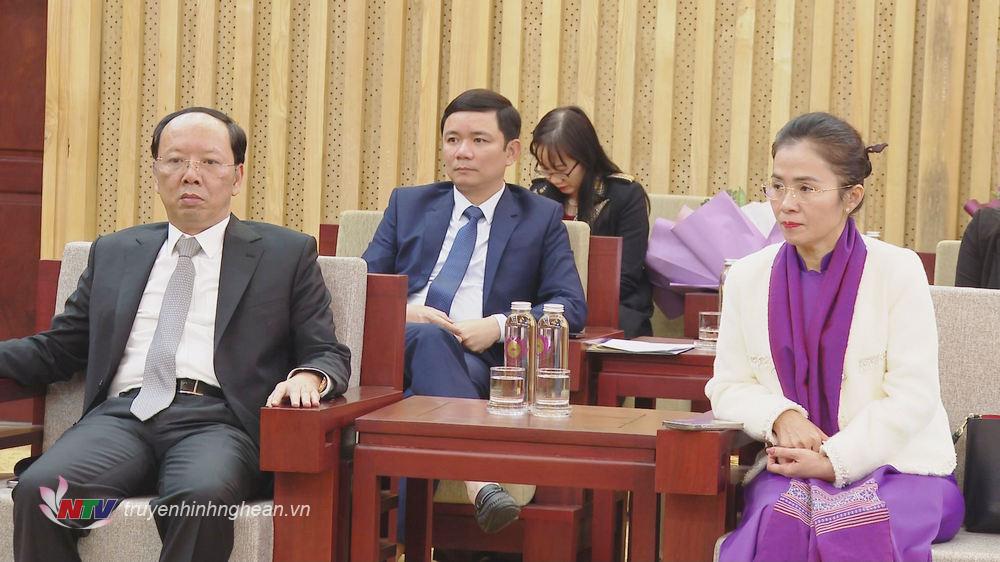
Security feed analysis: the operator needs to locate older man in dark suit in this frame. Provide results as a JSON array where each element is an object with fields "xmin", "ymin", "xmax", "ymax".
[{"xmin": 1, "ymin": 107, "xmax": 351, "ymax": 561}]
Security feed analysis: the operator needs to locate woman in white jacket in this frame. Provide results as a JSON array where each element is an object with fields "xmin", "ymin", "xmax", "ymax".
[{"xmin": 707, "ymin": 112, "xmax": 963, "ymax": 561}]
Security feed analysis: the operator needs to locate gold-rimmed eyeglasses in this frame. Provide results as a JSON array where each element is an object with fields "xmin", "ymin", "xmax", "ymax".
[
  {"xmin": 534, "ymin": 161, "xmax": 580, "ymax": 184},
  {"xmin": 761, "ymin": 181, "xmax": 857, "ymax": 201},
  {"xmin": 154, "ymin": 157, "xmax": 238, "ymax": 176}
]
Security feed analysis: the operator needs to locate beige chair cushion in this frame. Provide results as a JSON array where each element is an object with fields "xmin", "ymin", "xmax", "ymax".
[
  {"xmin": 42, "ymin": 242, "xmax": 92, "ymax": 450},
  {"xmin": 712, "ymin": 528, "xmax": 1000, "ymax": 561},
  {"xmin": 935, "ymin": 240, "xmax": 961, "ymax": 287},
  {"xmin": 317, "ymin": 256, "xmax": 368, "ymax": 388},
  {"xmin": 931, "ymin": 286, "xmax": 1000, "ymax": 489},
  {"xmin": 931, "ymin": 529, "xmax": 1000, "ymax": 562},
  {"xmin": 648, "ymin": 194, "xmax": 707, "ymax": 337},
  {"xmin": 336, "ymin": 210, "xmax": 384, "ymax": 258},
  {"xmin": 562, "ymin": 220, "xmax": 590, "ymax": 294},
  {"xmin": 0, "ymin": 490, "xmax": 272, "ymax": 562},
  {"xmin": 648, "ymin": 194, "xmax": 708, "ymax": 232}
]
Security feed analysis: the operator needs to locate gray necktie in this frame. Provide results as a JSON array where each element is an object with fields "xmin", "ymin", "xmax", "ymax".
[{"xmin": 130, "ymin": 236, "xmax": 201, "ymax": 421}]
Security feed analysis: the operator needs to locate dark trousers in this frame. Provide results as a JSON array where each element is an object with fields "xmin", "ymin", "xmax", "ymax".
[
  {"xmin": 403, "ymin": 322, "xmax": 502, "ymax": 399},
  {"xmin": 13, "ymin": 392, "xmax": 263, "ymax": 562}
]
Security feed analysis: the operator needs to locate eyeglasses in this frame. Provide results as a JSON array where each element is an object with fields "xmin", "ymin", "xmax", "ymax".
[
  {"xmin": 534, "ymin": 161, "xmax": 579, "ymax": 183},
  {"xmin": 154, "ymin": 157, "xmax": 238, "ymax": 176},
  {"xmin": 761, "ymin": 181, "xmax": 857, "ymax": 201}
]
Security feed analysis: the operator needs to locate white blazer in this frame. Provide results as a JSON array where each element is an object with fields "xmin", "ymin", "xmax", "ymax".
[{"xmin": 706, "ymin": 237, "xmax": 957, "ymax": 487}]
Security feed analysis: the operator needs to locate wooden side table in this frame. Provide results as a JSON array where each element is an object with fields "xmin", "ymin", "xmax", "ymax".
[
  {"xmin": 351, "ymin": 396, "xmax": 687, "ymax": 562},
  {"xmin": 569, "ymin": 326, "xmax": 625, "ymax": 405},
  {"xmin": 589, "ymin": 337, "xmax": 715, "ymax": 411}
]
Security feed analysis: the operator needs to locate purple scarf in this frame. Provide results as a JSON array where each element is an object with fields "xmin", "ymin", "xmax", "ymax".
[{"xmin": 768, "ymin": 218, "xmax": 867, "ymax": 436}]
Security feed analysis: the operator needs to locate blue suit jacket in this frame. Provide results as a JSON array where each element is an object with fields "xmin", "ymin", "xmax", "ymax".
[{"xmin": 362, "ymin": 182, "xmax": 587, "ymax": 331}]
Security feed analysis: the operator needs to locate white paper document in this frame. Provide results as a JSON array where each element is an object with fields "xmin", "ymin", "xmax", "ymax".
[{"xmin": 592, "ymin": 339, "xmax": 695, "ymax": 354}]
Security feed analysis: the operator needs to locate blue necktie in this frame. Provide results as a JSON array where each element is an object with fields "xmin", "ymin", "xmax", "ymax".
[{"xmin": 425, "ymin": 206, "xmax": 485, "ymax": 315}]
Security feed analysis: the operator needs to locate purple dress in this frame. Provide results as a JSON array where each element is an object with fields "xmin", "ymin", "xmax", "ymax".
[{"xmin": 720, "ymin": 220, "xmax": 964, "ymax": 561}]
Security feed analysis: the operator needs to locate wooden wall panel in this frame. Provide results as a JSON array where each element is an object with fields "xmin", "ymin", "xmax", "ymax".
[
  {"xmin": 969, "ymin": 0, "xmax": 999, "ymax": 208},
  {"xmin": 0, "ymin": 0, "xmax": 46, "ymax": 339},
  {"xmin": 915, "ymin": 0, "xmax": 968, "ymax": 251},
  {"xmin": 230, "ymin": 0, "xmax": 255, "ymax": 219},
  {"xmin": 649, "ymin": 0, "xmax": 677, "ymax": 195},
  {"xmin": 689, "ymin": 0, "xmax": 715, "ymax": 196},
  {"xmin": 610, "ymin": 0, "xmax": 638, "ymax": 171},
  {"xmin": 301, "ymin": 0, "xmax": 329, "ymax": 237},
  {"xmin": 37, "ymin": 0, "xmax": 1000, "ymax": 257},
  {"xmin": 415, "ymin": 0, "xmax": 443, "ymax": 185}
]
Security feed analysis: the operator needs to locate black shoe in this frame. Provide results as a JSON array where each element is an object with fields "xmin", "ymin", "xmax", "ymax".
[{"xmin": 473, "ymin": 484, "xmax": 521, "ymax": 534}]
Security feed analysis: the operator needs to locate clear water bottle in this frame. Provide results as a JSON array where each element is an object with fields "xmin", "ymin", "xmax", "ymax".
[
  {"xmin": 504, "ymin": 301, "xmax": 536, "ymax": 404},
  {"xmin": 533, "ymin": 303, "xmax": 571, "ymax": 417},
  {"xmin": 718, "ymin": 258, "xmax": 738, "ymax": 313}
]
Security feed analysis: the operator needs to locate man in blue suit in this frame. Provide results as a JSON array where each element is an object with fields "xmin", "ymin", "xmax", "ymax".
[{"xmin": 363, "ymin": 89, "xmax": 587, "ymax": 534}]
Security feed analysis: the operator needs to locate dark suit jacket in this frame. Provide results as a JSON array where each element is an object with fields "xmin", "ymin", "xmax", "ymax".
[
  {"xmin": 362, "ymin": 182, "xmax": 587, "ymax": 332},
  {"xmin": 532, "ymin": 174, "xmax": 653, "ymax": 337},
  {"xmin": 957, "ymin": 207, "xmax": 1000, "ymax": 290},
  {"xmin": 0, "ymin": 217, "xmax": 351, "ymax": 445}
]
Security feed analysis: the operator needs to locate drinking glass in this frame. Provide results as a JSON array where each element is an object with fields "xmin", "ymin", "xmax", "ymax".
[
  {"xmin": 697, "ymin": 311, "xmax": 721, "ymax": 349},
  {"xmin": 487, "ymin": 366, "xmax": 527, "ymax": 415},
  {"xmin": 531, "ymin": 367, "xmax": 571, "ymax": 417}
]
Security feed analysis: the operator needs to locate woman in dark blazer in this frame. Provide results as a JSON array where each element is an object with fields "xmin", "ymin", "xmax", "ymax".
[
  {"xmin": 956, "ymin": 207, "xmax": 1000, "ymax": 289},
  {"xmin": 529, "ymin": 106, "xmax": 653, "ymax": 337}
]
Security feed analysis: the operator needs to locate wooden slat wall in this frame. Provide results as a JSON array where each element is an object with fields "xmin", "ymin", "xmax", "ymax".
[
  {"xmin": 39, "ymin": 0, "xmax": 1000, "ymax": 258},
  {"xmin": 114, "ymin": 0, "xmax": 144, "ymax": 231}
]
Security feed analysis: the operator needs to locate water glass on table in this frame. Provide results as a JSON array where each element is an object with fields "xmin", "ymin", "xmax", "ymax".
[
  {"xmin": 488, "ymin": 366, "xmax": 527, "ymax": 415},
  {"xmin": 697, "ymin": 311, "xmax": 721, "ymax": 349},
  {"xmin": 531, "ymin": 367, "xmax": 571, "ymax": 417}
]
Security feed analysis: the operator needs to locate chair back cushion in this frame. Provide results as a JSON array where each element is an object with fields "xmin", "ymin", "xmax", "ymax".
[
  {"xmin": 648, "ymin": 194, "xmax": 707, "ymax": 230},
  {"xmin": 336, "ymin": 210, "xmax": 384, "ymax": 258},
  {"xmin": 42, "ymin": 242, "xmax": 92, "ymax": 450},
  {"xmin": 934, "ymin": 240, "xmax": 961, "ymax": 287},
  {"xmin": 316, "ymin": 256, "xmax": 367, "ymax": 388},
  {"xmin": 562, "ymin": 220, "xmax": 590, "ymax": 293},
  {"xmin": 930, "ymin": 286, "xmax": 1000, "ymax": 489}
]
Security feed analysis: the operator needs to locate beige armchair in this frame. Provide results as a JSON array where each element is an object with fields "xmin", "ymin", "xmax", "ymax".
[
  {"xmin": 655, "ymin": 285, "xmax": 1000, "ymax": 562},
  {"xmin": 0, "ymin": 244, "xmax": 407, "ymax": 562}
]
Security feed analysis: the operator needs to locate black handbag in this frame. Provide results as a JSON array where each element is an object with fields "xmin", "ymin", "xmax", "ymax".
[{"xmin": 956, "ymin": 414, "xmax": 1000, "ymax": 533}]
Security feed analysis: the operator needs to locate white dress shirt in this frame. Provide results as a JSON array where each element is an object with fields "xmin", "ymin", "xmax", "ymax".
[
  {"xmin": 109, "ymin": 217, "xmax": 231, "ymax": 397},
  {"xmin": 109, "ymin": 216, "xmax": 334, "ymax": 399},
  {"xmin": 408, "ymin": 185, "xmax": 508, "ymax": 339}
]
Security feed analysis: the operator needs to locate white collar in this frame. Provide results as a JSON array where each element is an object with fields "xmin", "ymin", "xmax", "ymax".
[
  {"xmin": 166, "ymin": 215, "xmax": 230, "ymax": 259},
  {"xmin": 451, "ymin": 183, "xmax": 505, "ymax": 225}
]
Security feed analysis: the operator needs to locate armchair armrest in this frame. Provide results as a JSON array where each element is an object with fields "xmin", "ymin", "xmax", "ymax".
[
  {"xmin": 656, "ymin": 424, "xmax": 757, "ymax": 562},
  {"xmin": 656, "ymin": 427, "xmax": 754, "ymax": 495},
  {"xmin": 259, "ymin": 385, "xmax": 403, "ymax": 473},
  {"xmin": 0, "ymin": 379, "xmax": 45, "ymax": 403}
]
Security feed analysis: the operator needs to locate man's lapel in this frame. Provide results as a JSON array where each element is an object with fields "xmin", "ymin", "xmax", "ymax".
[
  {"xmin": 215, "ymin": 216, "xmax": 263, "ymax": 349},
  {"xmin": 107, "ymin": 225, "xmax": 167, "ymax": 377},
  {"xmin": 483, "ymin": 185, "xmax": 521, "ymax": 304},
  {"xmin": 417, "ymin": 186, "xmax": 454, "ymax": 288}
]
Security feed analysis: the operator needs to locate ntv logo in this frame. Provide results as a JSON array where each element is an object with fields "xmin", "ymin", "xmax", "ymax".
[{"xmin": 38, "ymin": 476, "xmax": 119, "ymax": 529}]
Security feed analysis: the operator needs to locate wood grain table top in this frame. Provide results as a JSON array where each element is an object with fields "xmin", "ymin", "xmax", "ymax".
[{"xmin": 356, "ymin": 395, "xmax": 691, "ymax": 449}]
